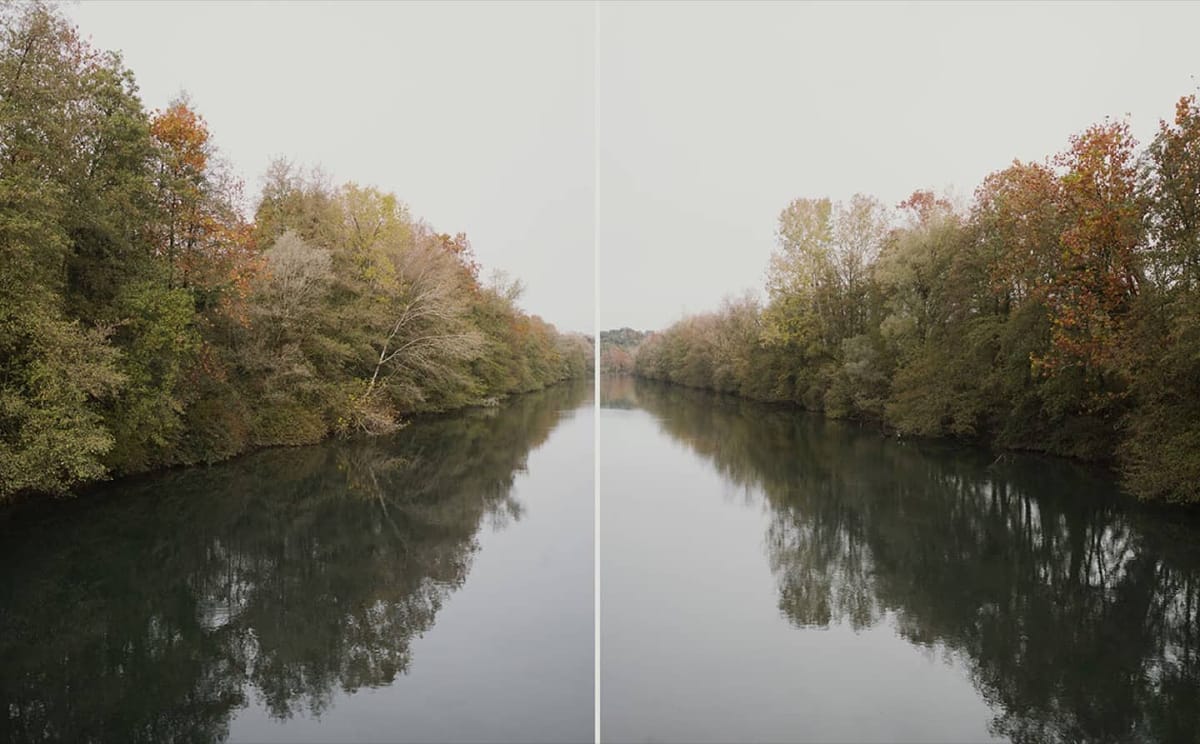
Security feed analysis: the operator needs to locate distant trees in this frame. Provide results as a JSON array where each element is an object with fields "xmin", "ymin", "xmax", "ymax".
[
  {"xmin": 635, "ymin": 95, "xmax": 1200, "ymax": 503},
  {"xmin": 0, "ymin": 3, "xmax": 589, "ymax": 501},
  {"xmin": 601, "ymin": 345, "xmax": 635, "ymax": 376},
  {"xmin": 599, "ymin": 327, "xmax": 648, "ymax": 376}
]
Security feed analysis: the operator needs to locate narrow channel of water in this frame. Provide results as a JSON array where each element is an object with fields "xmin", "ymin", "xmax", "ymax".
[
  {"xmin": 0, "ymin": 380, "xmax": 594, "ymax": 744},
  {"xmin": 600, "ymin": 375, "xmax": 1200, "ymax": 744}
]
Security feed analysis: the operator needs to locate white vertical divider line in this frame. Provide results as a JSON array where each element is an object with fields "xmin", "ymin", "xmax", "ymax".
[{"xmin": 592, "ymin": 1, "xmax": 602, "ymax": 741}]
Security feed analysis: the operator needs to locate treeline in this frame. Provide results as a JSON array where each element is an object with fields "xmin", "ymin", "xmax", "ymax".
[
  {"xmin": 0, "ymin": 3, "xmax": 590, "ymax": 500},
  {"xmin": 635, "ymin": 95, "xmax": 1200, "ymax": 503},
  {"xmin": 599, "ymin": 327, "xmax": 648, "ymax": 375}
]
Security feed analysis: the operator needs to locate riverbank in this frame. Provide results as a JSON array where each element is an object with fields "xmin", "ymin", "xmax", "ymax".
[
  {"xmin": 4, "ymin": 376, "xmax": 594, "ymax": 508},
  {"xmin": 619, "ymin": 372, "xmax": 1200, "ymax": 514}
]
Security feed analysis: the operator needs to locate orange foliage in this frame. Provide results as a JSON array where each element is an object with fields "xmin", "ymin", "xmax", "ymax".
[
  {"xmin": 150, "ymin": 101, "xmax": 209, "ymax": 181},
  {"xmin": 897, "ymin": 189, "xmax": 953, "ymax": 225},
  {"xmin": 1039, "ymin": 121, "xmax": 1142, "ymax": 375},
  {"xmin": 972, "ymin": 161, "xmax": 1062, "ymax": 306},
  {"xmin": 150, "ymin": 100, "xmax": 261, "ymax": 324},
  {"xmin": 435, "ymin": 232, "xmax": 481, "ymax": 291}
]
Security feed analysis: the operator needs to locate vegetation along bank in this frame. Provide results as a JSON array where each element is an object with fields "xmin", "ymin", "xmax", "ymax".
[
  {"xmin": 633, "ymin": 92, "xmax": 1200, "ymax": 504},
  {"xmin": 0, "ymin": 3, "xmax": 591, "ymax": 501}
]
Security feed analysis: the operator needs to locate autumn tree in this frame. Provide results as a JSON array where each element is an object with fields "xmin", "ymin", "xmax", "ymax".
[
  {"xmin": 0, "ymin": 2, "xmax": 603, "ymax": 499},
  {"xmin": 321, "ymin": 187, "xmax": 484, "ymax": 433},
  {"xmin": 630, "ymin": 94, "xmax": 1200, "ymax": 503},
  {"xmin": 971, "ymin": 161, "xmax": 1063, "ymax": 313},
  {"xmin": 1042, "ymin": 121, "xmax": 1143, "ymax": 375},
  {"xmin": 149, "ymin": 98, "xmax": 258, "ymax": 312}
]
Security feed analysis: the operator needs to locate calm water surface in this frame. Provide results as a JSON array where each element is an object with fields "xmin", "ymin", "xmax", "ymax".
[
  {"xmin": 600, "ymin": 376, "xmax": 1200, "ymax": 744},
  {"xmin": 1, "ymin": 381, "xmax": 593, "ymax": 744}
]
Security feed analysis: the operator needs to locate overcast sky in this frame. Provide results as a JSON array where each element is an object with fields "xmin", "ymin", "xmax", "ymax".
[
  {"xmin": 65, "ymin": 1, "xmax": 595, "ymax": 334},
  {"xmin": 64, "ymin": 3, "xmax": 1200, "ymax": 335},
  {"xmin": 597, "ymin": 2, "xmax": 1200, "ymax": 331}
]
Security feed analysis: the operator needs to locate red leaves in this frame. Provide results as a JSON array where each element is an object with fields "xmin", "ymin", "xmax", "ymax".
[
  {"xmin": 972, "ymin": 123, "xmax": 1144, "ymax": 380},
  {"xmin": 898, "ymin": 190, "xmax": 953, "ymax": 226},
  {"xmin": 1041, "ymin": 120, "xmax": 1142, "ymax": 375},
  {"xmin": 973, "ymin": 160, "xmax": 1062, "ymax": 306},
  {"xmin": 435, "ymin": 231, "xmax": 481, "ymax": 290}
]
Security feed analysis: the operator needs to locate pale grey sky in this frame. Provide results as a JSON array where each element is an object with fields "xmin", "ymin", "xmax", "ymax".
[
  {"xmin": 66, "ymin": 0, "xmax": 596, "ymax": 334},
  {"xmin": 63, "ymin": 3, "xmax": 1200, "ymax": 335},
  {"xmin": 597, "ymin": 2, "xmax": 1200, "ymax": 331}
]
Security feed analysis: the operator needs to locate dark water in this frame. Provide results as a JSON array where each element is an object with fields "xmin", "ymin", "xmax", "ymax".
[
  {"xmin": 600, "ymin": 376, "xmax": 1200, "ymax": 744},
  {"xmin": 0, "ymin": 381, "xmax": 594, "ymax": 744}
]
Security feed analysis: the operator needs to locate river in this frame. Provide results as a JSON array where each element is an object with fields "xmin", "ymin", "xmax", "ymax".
[
  {"xmin": 6, "ymin": 375, "xmax": 1198, "ymax": 743},
  {"xmin": 0, "ymin": 380, "xmax": 594, "ymax": 744},
  {"xmin": 600, "ymin": 375, "xmax": 1200, "ymax": 744}
]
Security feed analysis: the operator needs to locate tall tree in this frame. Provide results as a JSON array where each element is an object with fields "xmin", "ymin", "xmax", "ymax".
[
  {"xmin": 0, "ymin": 2, "xmax": 130, "ymax": 495},
  {"xmin": 1042, "ymin": 121, "xmax": 1143, "ymax": 375}
]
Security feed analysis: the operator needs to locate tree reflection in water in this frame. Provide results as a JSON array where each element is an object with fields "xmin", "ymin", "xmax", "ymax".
[
  {"xmin": 0, "ymin": 380, "xmax": 589, "ymax": 743},
  {"xmin": 603, "ymin": 376, "xmax": 1200, "ymax": 744}
]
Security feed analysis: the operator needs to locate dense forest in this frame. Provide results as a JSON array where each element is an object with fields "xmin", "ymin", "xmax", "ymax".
[
  {"xmin": 633, "ymin": 94, "xmax": 1200, "ymax": 503},
  {"xmin": 0, "ymin": 3, "xmax": 590, "ymax": 500}
]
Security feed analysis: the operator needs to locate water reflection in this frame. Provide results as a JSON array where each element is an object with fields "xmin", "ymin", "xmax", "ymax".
[
  {"xmin": 603, "ymin": 376, "xmax": 1200, "ymax": 743},
  {"xmin": 0, "ymin": 380, "xmax": 590, "ymax": 744}
]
